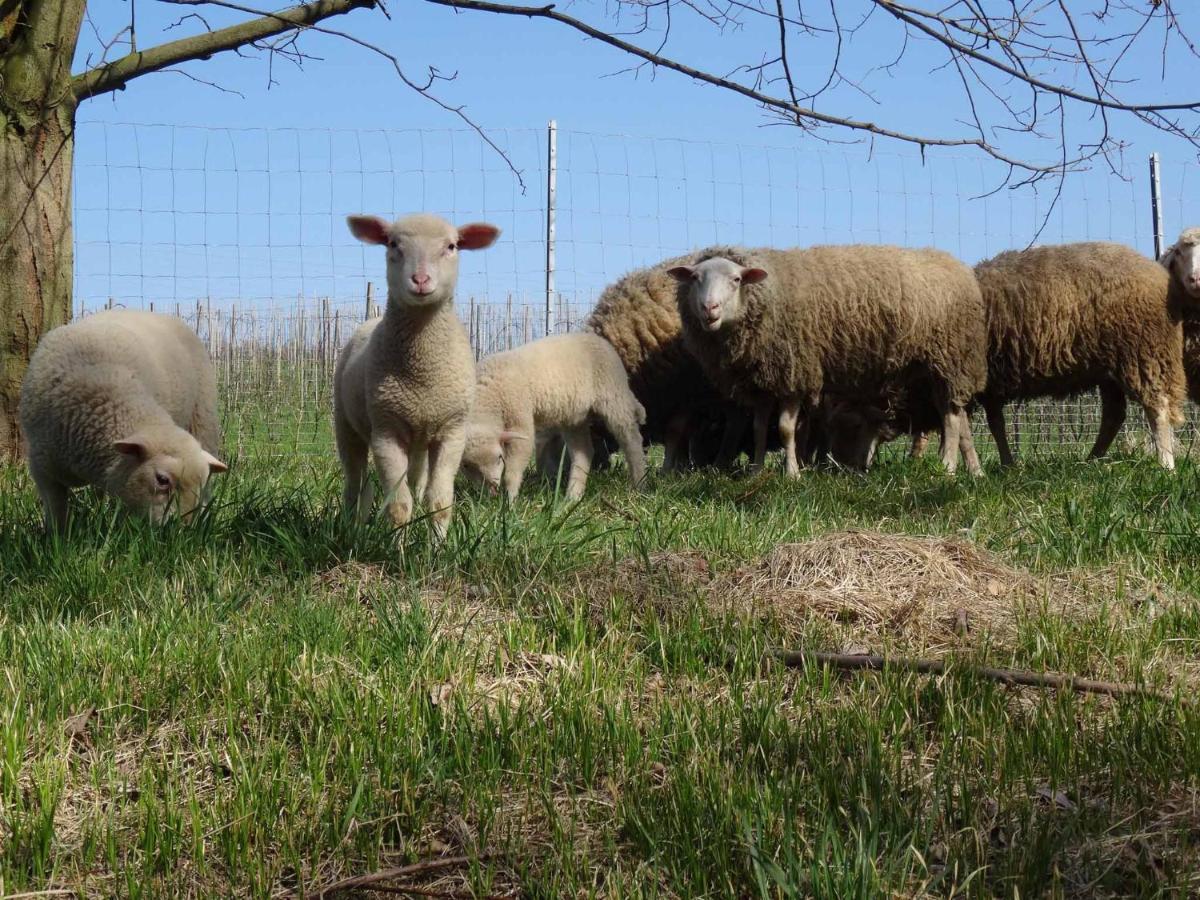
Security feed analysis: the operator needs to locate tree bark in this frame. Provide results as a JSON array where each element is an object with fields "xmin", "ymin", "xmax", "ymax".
[
  {"xmin": 0, "ymin": 0, "xmax": 84, "ymax": 461},
  {"xmin": 0, "ymin": 108, "xmax": 75, "ymax": 460}
]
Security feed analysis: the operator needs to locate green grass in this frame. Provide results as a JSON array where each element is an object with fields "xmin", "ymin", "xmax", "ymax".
[{"xmin": 2, "ymin": 442, "xmax": 1200, "ymax": 898}]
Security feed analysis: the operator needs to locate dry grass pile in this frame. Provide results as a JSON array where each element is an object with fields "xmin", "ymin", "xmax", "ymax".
[{"xmin": 713, "ymin": 530, "xmax": 1090, "ymax": 650}]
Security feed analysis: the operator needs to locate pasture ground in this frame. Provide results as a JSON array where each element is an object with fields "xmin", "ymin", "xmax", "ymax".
[{"xmin": 2, "ymin": 445, "xmax": 1200, "ymax": 898}]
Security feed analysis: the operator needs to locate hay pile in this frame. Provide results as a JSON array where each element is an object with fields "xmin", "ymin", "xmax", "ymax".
[
  {"xmin": 713, "ymin": 530, "xmax": 1088, "ymax": 649},
  {"xmin": 575, "ymin": 531, "xmax": 1110, "ymax": 652}
]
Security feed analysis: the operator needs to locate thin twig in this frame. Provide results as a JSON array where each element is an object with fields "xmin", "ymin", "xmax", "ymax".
[
  {"xmin": 769, "ymin": 648, "xmax": 1175, "ymax": 701},
  {"xmin": 309, "ymin": 853, "xmax": 497, "ymax": 898}
]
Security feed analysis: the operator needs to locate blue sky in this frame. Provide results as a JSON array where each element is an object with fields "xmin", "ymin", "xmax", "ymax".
[{"xmin": 70, "ymin": 2, "xmax": 1198, "ymax": 317}]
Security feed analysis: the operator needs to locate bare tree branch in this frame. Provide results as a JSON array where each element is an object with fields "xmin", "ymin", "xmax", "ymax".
[
  {"xmin": 424, "ymin": 0, "xmax": 1091, "ymax": 175},
  {"xmin": 154, "ymin": 0, "xmax": 528, "ymax": 191},
  {"xmin": 72, "ymin": 0, "xmax": 376, "ymax": 101}
]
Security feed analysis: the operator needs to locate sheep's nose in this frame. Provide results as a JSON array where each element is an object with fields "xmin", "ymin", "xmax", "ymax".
[{"xmin": 411, "ymin": 273, "xmax": 431, "ymax": 290}]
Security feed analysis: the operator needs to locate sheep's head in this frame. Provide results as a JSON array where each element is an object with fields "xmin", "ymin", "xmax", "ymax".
[
  {"xmin": 110, "ymin": 425, "xmax": 227, "ymax": 523},
  {"xmin": 347, "ymin": 213, "xmax": 500, "ymax": 308},
  {"xmin": 461, "ymin": 423, "xmax": 527, "ymax": 493},
  {"xmin": 1161, "ymin": 227, "xmax": 1200, "ymax": 300},
  {"xmin": 668, "ymin": 257, "xmax": 768, "ymax": 332}
]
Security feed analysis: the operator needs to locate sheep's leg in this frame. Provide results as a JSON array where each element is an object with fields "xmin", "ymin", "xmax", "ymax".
[
  {"xmin": 1143, "ymin": 397, "xmax": 1177, "ymax": 470},
  {"xmin": 938, "ymin": 405, "xmax": 962, "ymax": 474},
  {"xmin": 662, "ymin": 411, "xmax": 691, "ymax": 472},
  {"xmin": 501, "ymin": 428, "xmax": 535, "ymax": 500},
  {"xmin": 750, "ymin": 400, "xmax": 772, "ymax": 473},
  {"xmin": 714, "ymin": 407, "xmax": 748, "ymax": 470},
  {"xmin": 983, "ymin": 398, "xmax": 1015, "ymax": 467},
  {"xmin": 563, "ymin": 425, "xmax": 594, "ymax": 500},
  {"xmin": 778, "ymin": 400, "xmax": 804, "ymax": 478},
  {"xmin": 33, "ymin": 469, "xmax": 69, "ymax": 535},
  {"xmin": 956, "ymin": 410, "xmax": 983, "ymax": 476},
  {"xmin": 336, "ymin": 422, "xmax": 373, "ymax": 522},
  {"xmin": 1089, "ymin": 382, "xmax": 1127, "ymax": 460},
  {"xmin": 370, "ymin": 434, "xmax": 413, "ymax": 528},
  {"xmin": 408, "ymin": 441, "xmax": 429, "ymax": 503},
  {"xmin": 425, "ymin": 430, "xmax": 467, "ymax": 540},
  {"xmin": 594, "ymin": 401, "xmax": 648, "ymax": 489},
  {"xmin": 909, "ymin": 432, "xmax": 930, "ymax": 459}
]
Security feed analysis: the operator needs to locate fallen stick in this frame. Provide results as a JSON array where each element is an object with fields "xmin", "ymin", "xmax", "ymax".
[
  {"xmin": 769, "ymin": 648, "xmax": 1174, "ymax": 702},
  {"xmin": 311, "ymin": 853, "xmax": 497, "ymax": 898}
]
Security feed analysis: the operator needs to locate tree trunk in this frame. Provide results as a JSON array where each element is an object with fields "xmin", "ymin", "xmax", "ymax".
[
  {"xmin": 0, "ymin": 0, "xmax": 85, "ymax": 461},
  {"xmin": 0, "ymin": 108, "xmax": 75, "ymax": 460}
]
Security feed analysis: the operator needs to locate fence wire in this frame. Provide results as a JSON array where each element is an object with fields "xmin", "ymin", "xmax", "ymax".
[{"xmin": 72, "ymin": 121, "xmax": 1200, "ymax": 460}]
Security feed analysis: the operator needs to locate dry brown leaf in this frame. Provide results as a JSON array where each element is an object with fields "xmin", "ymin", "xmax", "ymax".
[{"xmin": 429, "ymin": 683, "xmax": 454, "ymax": 707}]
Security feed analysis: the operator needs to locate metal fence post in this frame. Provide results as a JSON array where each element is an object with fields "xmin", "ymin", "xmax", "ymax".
[
  {"xmin": 1150, "ymin": 152, "xmax": 1165, "ymax": 260},
  {"xmin": 545, "ymin": 118, "xmax": 557, "ymax": 337}
]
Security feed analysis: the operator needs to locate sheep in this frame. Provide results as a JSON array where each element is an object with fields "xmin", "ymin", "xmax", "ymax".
[
  {"xmin": 18, "ymin": 309, "xmax": 227, "ymax": 532},
  {"xmin": 334, "ymin": 213, "xmax": 499, "ymax": 539},
  {"xmin": 586, "ymin": 253, "xmax": 745, "ymax": 471},
  {"xmin": 977, "ymin": 240, "xmax": 1191, "ymax": 469},
  {"xmin": 459, "ymin": 332, "xmax": 647, "ymax": 500},
  {"xmin": 668, "ymin": 244, "xmax": 986, "ymax": 477},
  {"xmin": 535, "ymin": 423, "xmax": 616, "ymax": 486},
  {"xmin": 1161, "ymin": 229, "xmax": 1200, "ymax": 408}
]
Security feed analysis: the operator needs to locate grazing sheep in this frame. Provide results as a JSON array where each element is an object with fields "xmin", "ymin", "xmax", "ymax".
[
  {"xmin": 977, "ymin": 240, "xmax": 1190, "ymax": 469},
  {"xmin": 586, "ymin": 253, "xmax": 744, "ymax": 470},
  {"xmin": 460, "ymin": 333, "xmax": 646, "ymax": 500},
  {"xmin": 816, "ymin": 385, "xmax": 944, "ymax": 471},
  {"xmin": 669, "ymin": 245, "xmax": 986, "ymax": 477},
  {"xmin": 18, "ymin": 309, "xmax": 227, "ymax": 532},
  {"xmin": 334, "ymin": 213, "xmax": 499, "ymax": 539}
]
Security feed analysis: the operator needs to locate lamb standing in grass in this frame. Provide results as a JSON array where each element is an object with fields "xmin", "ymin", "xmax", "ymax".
[
  {"xmin": 460, "ymin": 333, "xmax": 646, "ymax": 500},
  {"xmin": 670, "ymin": 245, "xmax": 986, "ymax": 476},
  {"xmin": 977, "ymin": 241, "xmax": 1191, "ymax": 469},
  {"xmin": 19, "ymin": 309, "xmax": 227, "ymax": 532},
  {"xmin": 334, "ymin": 213, "xmax": 499, "ymax": 538}
]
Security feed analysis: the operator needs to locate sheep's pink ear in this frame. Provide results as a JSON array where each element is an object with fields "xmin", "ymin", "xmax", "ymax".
[
  {"xmin": 457, "ymin": 223, "xmax": 500, "ymax": 250},
  {"xmin": 1159, "ymin": 245, "xmax": 1177, "ymax": 271},
  {"xmin": 347, "ymin": 215, "xmax": 390, "ymax": 245},
  {"xmin": 667, "ymin": 266, "xmax": 695, "ymax": 283},
  {"xmin": 114, "ymin": 437, "xmax": 148, "ymax": 460},
  {"xmin": 499, "ymin": 430, "xmax": 527, "ymax": 446},
  {"xmin": 204, "ymin": 451, "xmax": 228, "ymax": 474},
  {"xmin": 742, "ymin": 267, "xmax": 769, "ymax": 284}
]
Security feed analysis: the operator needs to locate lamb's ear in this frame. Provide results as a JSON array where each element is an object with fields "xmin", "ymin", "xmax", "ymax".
[
  {"xmin": 741, "ymin": 267, "xmax": 769, "ymax": 284},
  {"xmin": 457, "ymin": 223, "xmax": 500, "ymax": 250},
  {"xmin": 1159, "ymin": 243, "xmax": 1178, "ymax": 272},
  {"xmin": 114, "ymin": 437, "xmax": 149, "ymax": 460},
  {"xmin": 667, "ymin": 266, "xmax": 695, "ymax": 283},
  {"xmin": 203, "ymin": 451, "xmax": 229, "ymax": 474},
  {"xmin": 347, "ymin": 215, "xmax": 390, "ymax": 245},
  {"xmin": 499, "ymin": 430, "xmax": 528, "ymax": 446}
]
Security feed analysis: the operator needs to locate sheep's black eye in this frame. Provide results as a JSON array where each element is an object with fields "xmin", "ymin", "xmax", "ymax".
[
  {"xmin": 448, "ymin": 242, "xmax": 457, "ymax": 252},
  {"xmin": 155, "ymin": 472, "xmax": 172, "ymax": 490}
]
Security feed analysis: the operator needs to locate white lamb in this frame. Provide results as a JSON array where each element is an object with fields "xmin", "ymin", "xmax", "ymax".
[
  {"xmin": 459, "ymin": 333, "xmax": 647, "ymax": 500},
  {"xmin": 19, "ymin": 309, "xmax": 227, "ymax": 531},
  {"xmin": 334, "ymin": 212, "xmax": 499, "ymax": 539}
]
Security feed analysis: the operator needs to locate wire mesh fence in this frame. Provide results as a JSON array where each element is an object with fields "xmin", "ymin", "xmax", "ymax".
[{"xmin": 72, "ymin": 120, "xmax": 1200, "ymax": 461}]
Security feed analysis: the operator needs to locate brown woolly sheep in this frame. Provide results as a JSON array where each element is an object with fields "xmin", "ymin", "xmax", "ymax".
[
  {"xmin": 669, "ymin": 245, "xmax": 986, "ymax": 476},
  {"xmin": 977, "ymin": 240, "xmax": 1192, "ymax": 469},
  {"xmin": 586, "ymin": 253, "xmax": 748, "ymax": 470},
  {"xmin": 1160, "ymin": 229, "xmax": 1200, "ymax": 408}
]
